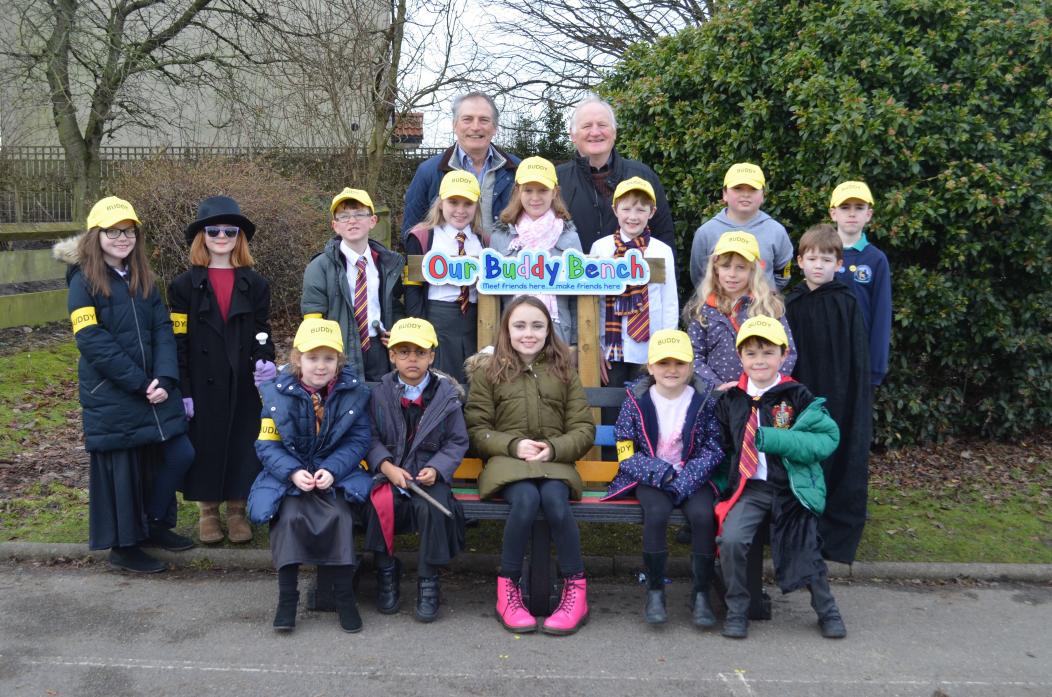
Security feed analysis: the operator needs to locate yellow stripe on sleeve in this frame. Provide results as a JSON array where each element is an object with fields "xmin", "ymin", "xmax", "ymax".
[
  {"xmin": 616, "ymin": 439, "xmax": 635, "ymax": 462},
  {"xmin": 170, "ymin": 312, "xmax": 188, "ymax": 334},
  {"xmin": 258, "ymin": 418, "xmax": 282, "ymax": 441},
  {"xmin": 70, "ymin": 307, "xmax": 98, "ymax": 335}
]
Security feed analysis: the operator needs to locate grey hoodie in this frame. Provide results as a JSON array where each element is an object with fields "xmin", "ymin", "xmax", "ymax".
[{"xmin": 689, "ymin": 208, "xmax": 794, "ymax": 290}]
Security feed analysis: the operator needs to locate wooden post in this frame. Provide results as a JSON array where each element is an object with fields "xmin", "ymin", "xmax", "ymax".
[{"xmin": 477, "ymin": 294, "xmax": 500, "ymax": 350}]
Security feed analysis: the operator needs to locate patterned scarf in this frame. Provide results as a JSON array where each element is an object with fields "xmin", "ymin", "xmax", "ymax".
[
  {"xmin": 604, "ymin": 228, "xmax": 651, "ymax": 361},
  {"xmin": 510, "ymin": 211, "xmax": 564, "ymax": 322}
]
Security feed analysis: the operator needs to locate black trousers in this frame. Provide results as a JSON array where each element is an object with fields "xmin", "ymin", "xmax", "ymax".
[{"xmin": 636, "ymin": 484, "xmax": 715, "ymax": 555}]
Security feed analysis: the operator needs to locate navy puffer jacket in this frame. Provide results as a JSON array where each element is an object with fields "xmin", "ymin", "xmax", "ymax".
[
  {"xmin": 248, "ymin": 365, "xmax": 372, "ymax": 524},
  {"xmin": 603, "ymin": 375, "xmax": 723, "ymax": 505},
  {"xmin": 59, "ymin": 240, "xmax": 187, "ymax": 453}
]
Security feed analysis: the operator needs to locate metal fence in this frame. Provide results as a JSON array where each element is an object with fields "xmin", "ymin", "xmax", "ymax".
[{"xmin": 0, "ymin": 145, "xmax": 446, "ymax": 223}]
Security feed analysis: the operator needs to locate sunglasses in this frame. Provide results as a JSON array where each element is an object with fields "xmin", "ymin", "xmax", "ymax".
[
  {"xmin": 204, "ymin": 225, "xmax": 240, "ymax": 238},
  {"xmin": 100, "ymin": 226, "xmax": 137, "ymax": 240}
]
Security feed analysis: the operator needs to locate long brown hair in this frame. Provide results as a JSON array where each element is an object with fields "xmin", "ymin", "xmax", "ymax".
[
  {"xmin": 76, "ymin": 226, "xmax": 156, "ymax": 298},
  {"xmin": 189, "ymin": 231, "xmax": 255, "ymax": 267},
  {"xmin": 498, "ymin": 183, "xmax": 572, "ymax": 224},
  {"xmin": 487, "ymin": 296, "xmax": 573, "ymax": 384}
]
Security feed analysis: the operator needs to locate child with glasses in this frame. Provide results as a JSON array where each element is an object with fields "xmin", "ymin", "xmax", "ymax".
[
  {"xmin": 302, "ymin": 188, "xmax": 406, "ymax": 382},
  {"xmin": 55, "ymin": 196, "xmax": 195, "ymax": 573},
  {"xmin": 362, "ymin": 318, "xmax": 468, "ymax": 622},
  {"xmin": 168, "ymin": 195, "xmax": 275, "ymax": 545}
]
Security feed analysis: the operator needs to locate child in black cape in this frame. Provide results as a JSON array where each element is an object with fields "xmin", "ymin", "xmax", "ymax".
[{"xmin": 784, "ymin": 223, "xmax": 872, "ymax": 564}]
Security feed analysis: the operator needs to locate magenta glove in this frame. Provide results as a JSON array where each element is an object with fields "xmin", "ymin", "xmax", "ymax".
[
  {"xmin": 182, "ymin": 397, "xmax": 194, "ymax": 420},
  {"xmin": 254, "ymin": 360, "xmax": 277, "ymax": 387}
]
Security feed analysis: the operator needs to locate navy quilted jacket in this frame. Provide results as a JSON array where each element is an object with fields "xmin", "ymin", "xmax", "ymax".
[{"xmin": 604, "ymin": 375, "xmax": 724, "ymax": 504}]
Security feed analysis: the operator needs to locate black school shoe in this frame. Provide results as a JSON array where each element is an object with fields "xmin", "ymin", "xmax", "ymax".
[
  {"xmin": 108, "ymin": 545, "xmax": 167, "ymax": 574},
  {"xmin": 721, "ymin": 613, "xmax": 748, "ymax": 639},
  {"xmin": 415, "ymin": 577, "xmax": 440, "ymax": 623},
  {"xmin": 819, "ymin": 609, "xmax": 847, "ymax": 639},
  {"xmin": 144, "ymin": 522, "xmax": 195, "ymax": 552}
]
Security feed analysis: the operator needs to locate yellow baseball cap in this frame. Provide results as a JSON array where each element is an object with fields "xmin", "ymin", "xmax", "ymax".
[
  {"xmin": 724, "ymin": 163, "xmax": 766, "ymax": 190},
  {"xmin": 830, "ymin": 181, "xmax": 874, "ymax": 207},
  {"xmin": 612, "ymin": 176, "xmax": 656, "ymax": 205},
  {"xmin": 388, "ymin": 317, "xmax": 438, "ymax": 349},
  {"xmin": 713, "ymin": 231, "xmax": 761, "ymax": 262},
  {"xmin": 515, "ymin": 156, "xmax": 558, "ymax": 189},
  {"xmin": 648, "ymin": 329, "xmax": 694, "ymax": 364},
  {"xmin": 735, "ymin": 315, "xmax": 789, "ymax": 349},
  {"xmin": 330, "ymin": 188, "xmax": 375, "ymax": 216},
  {"xmin": 293, "ymin": 318, "xmax": 344, "ymax": 354},
  {"xmin": 87, "ymin": 196, "xmax": 141, "ymax": 230},
  {"xmin": 439, "ymin": 170, "xmax": 481, "ymax": 202}
]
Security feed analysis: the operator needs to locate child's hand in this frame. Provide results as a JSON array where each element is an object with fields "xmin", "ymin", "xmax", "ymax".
[
  {"xmin": 145, "ymin": 378, "xmax": 168, "ymax": 404},
  {"xmin": 515, "ymin": 439, "xmax": 544, "ymax": 460},
  {"xmin": 314, "ymin": 469, "xmax": 334, "ymax": 490},
  {"xmin": 415, "ymin": 467, "xmax": 437, "ymax": 486},
  {"xmin": 525, "ymin": 444, "xmax": 552, "ymax": 462},
  {"xmin": 291, "ymin": 469, "xmax": 316, "ymax": 491},
  {"xmin": 717, "ymin": 381, "xmax": 737, "ymax": 391},
  {"xmin": 379, "ymin": 461, "xmax": 411, "ymax": 489},
  {"xmin": 379, "ymin": 331, "xmax": 390, "ymax": 347},
  {"xmin": 599, "ymin": 359, "xmax": 610, "ymax": 386}
]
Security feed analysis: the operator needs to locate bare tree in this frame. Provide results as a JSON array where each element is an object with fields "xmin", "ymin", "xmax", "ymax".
[{"xmin": 481, "ymin": 0, "xmax": 715, "ymax": 103}]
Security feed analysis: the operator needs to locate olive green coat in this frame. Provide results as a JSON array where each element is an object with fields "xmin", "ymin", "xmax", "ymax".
[{"xmin": 465, "ymin": 357, "xmax": 595, "ymax": 500}]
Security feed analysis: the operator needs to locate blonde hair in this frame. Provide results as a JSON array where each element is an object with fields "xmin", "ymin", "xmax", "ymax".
[
  {"xmin": 487, "ymin": 296, "xmax": 574, "ymax": 385},
  {"xmin": 286, "ymin": 347, "xmax": 347, "ymax": 377},
  {"xmin": 189, "ymin": 231, "xmax": 255, "ymax": 267},
  {"xmin": 683, "ymin": 252, "xmax": 784, "ymax": 325},
  {"xmin": 413, "ymin": 194, "xmax": 486, "ymax": 244},
  {"xmin": 77, "ymin": 226, "xmax": 156, "ymax": 298},
  {"xmin": 499, "ymin": 183, "xmax": 572, "ymax": 224}
]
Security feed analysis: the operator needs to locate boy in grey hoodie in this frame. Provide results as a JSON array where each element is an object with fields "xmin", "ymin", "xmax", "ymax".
[{"xmin": 688, "ymin": 163, "xmax": 793, "ymax": 291}]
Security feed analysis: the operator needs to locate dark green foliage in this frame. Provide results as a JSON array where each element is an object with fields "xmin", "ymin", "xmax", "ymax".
[{"xmin": 602, "ymin": 0, "xmax": 1052, "ymax": 444}]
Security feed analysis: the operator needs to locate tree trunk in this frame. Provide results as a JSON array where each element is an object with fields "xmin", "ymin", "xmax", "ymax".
[{"xmin": 365, "ymin": 0, "xmax": 406, "ymax": 194}]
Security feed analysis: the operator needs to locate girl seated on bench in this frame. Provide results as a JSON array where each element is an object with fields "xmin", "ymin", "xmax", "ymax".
[{"xmin": 464, "ymin": 296, "xmax": 595, "ymax": 636}]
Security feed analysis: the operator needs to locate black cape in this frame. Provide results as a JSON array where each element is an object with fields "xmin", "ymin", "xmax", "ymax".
[{"xmin": 784, "ymin": 279, "xmax": 872, "ymax": 563}]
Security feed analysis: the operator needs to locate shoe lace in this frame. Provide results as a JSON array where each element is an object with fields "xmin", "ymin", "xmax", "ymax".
[
  {"xmin": 504, "ymin": 581, "xmax": 526, "ymax": 611},
  {"xmin": 553, "ymin": 580, "xmax": 579, "ymax": 614}
]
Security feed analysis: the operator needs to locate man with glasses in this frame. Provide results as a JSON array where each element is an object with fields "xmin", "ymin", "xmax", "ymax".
[
  {"xmin": 401, "ymin": 92, "xmax": 520, "ymax": 240},
  {"xmin": 302, "ymin": 188, "xmax": 406, "ymax": 382}
]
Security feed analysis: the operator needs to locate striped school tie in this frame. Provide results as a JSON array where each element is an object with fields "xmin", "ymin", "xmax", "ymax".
[
  {"xmin": 353, "ymin": 256, "xmax": 370, "ymax": 352},
  {"xmin": 455, "ymin": 230, "xmax": 469, "ymax": 314},
  {"xmin": 739, "ymin": 400, "xmax": 760, "ymax": 479},
  {"xmin": 311, "ymin": 392, "xmax": 324, "ymax": 434}
]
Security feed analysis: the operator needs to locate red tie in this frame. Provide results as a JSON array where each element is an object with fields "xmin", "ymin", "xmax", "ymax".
[
  {"xmin": 455, "ymin": 230, "xmax": 469, "ymax": 314},
  {"xmin": 353, "ymin": 256, "xmax": 370, "ymax": 352},
  {"xmin": 739, "ymin": 401, "xmax": 760, "ymax": 479}
]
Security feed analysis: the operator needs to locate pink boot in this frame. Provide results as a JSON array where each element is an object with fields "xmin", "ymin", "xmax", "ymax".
[
  {"xmin": 496, "ymin": 576, "xmax": 537, "ymax": 633},
  {"xmin": 542, "ymin": 576, "xmax": 589, "ymax": 635}
]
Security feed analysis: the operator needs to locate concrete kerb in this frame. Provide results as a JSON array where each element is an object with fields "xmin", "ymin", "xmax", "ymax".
[{"xmin": 2, "ymin": 542, "xmax": 1051, "ymax": 582}]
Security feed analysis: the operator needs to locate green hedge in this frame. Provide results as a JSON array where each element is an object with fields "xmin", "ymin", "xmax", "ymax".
[{"xmin": 601, "ymin": 0, "xmax": 1052, "ymax": 445}]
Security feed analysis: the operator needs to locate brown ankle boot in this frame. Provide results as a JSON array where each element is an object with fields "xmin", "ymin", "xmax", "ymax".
[
  {"xmin": 198, "ymin": 502, "xmax": 223, "ymax": 544},
  {"xmin": 226, "ymin": 500, "xmax": 253, "ymax": 543}
]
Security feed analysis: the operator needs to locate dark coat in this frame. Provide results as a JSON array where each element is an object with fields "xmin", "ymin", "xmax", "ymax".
[
  {"xmin": 247, "ymin": 366, "xmax": 372, "ymax": 524},
  {"xmin": 603, "ymin": 375, "xmax": 723, "ymax": 505},
  {"xmin": 401, "ymin": 144, "xmax": 520, "ymax": 239},
  {"xmin": 785, "ymin": 279, "xmax": 872, "ymax": 563},
  {"xmin": 555, "ymin": 148, "xmax": 676, "ymax": 253},
  {"xmin": 301, "ymin": 237, "xmax": 405, "ymax": 381},
  {"xmin": 168, "ymin": 266, "xmax": 275, "ymax": 501},
  {"xmin": 62, "ymin": 253, "xmax": 187, "ymax": 453},
  {"xmin": 365, "ymin": 370, "xmax": 469, "ymax": 483}
]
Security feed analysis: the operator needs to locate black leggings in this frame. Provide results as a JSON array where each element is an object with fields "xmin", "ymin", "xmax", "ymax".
[
  {"xmin": 278, "ymin": 563, "xmax": 354, "ymax": 593},
  {"xmin": 636, "ymin": 484, "xmax": 715, "ymax": 555},
  {"xmin": 500, "ymin": 479, "xmax": 583, "ymax": 578}
]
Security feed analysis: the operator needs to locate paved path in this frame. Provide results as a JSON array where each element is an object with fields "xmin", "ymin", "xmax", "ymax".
[{"xmin": 1, "ymin": 563, "xmax": 1049, "ymax": 696}]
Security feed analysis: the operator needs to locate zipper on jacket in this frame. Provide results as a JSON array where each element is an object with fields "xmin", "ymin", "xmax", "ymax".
[
  {"xmin": 89, "ymin": 379, "xmax": 109, "ymax": 394},
  {"xmin": 125, "ymin": 274, "xmax": 167, "ymax": 441}
]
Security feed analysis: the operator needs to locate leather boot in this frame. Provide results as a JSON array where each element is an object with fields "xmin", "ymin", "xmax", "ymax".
[
  {"xmin": 197, "ymin": 502, "xmax": 223, "ymax": 544},
  {"xmin": 541, "ymin": 576, "xmax": 589, "ymax": 636},
  {"xmin": 334, "ymin": 576, "xmax": 363, "ymax": 633},
  {"xmin": 690, "ymin": 553, "xmax": 718, "ymax": 628},
  {"xmin": 722, "ymin": 613, "xmax": 748, "ymax": 639},
  {"xmin": 273, "ymin": 591, "xmax": 299, "ymax": 632},
  {"xmin": 416, "ymin": 576, "xmax": 440, "ymax": 623},
  {"xmin": 375, "ymin": 557, "xmax": 402, "ymax": 614},
  {"xmin": 642, "ymin": 551, "xmax": 668, "ymax": 624},
  {"xmin": 225, "ymin": 500, "xmax": 252, "ymax": 544},
  {"xmin": 495, "ymin": 575, "xmax": 537, "ymax": 633}
]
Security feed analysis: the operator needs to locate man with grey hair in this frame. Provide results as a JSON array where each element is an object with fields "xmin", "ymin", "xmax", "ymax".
[
  {"xmin": 555, "ymin": 95, "xmax": 675, "ymax": 254},
  {"xmin": 401, "ymin": 92, "xmax": 520, "ymax": 240}
]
